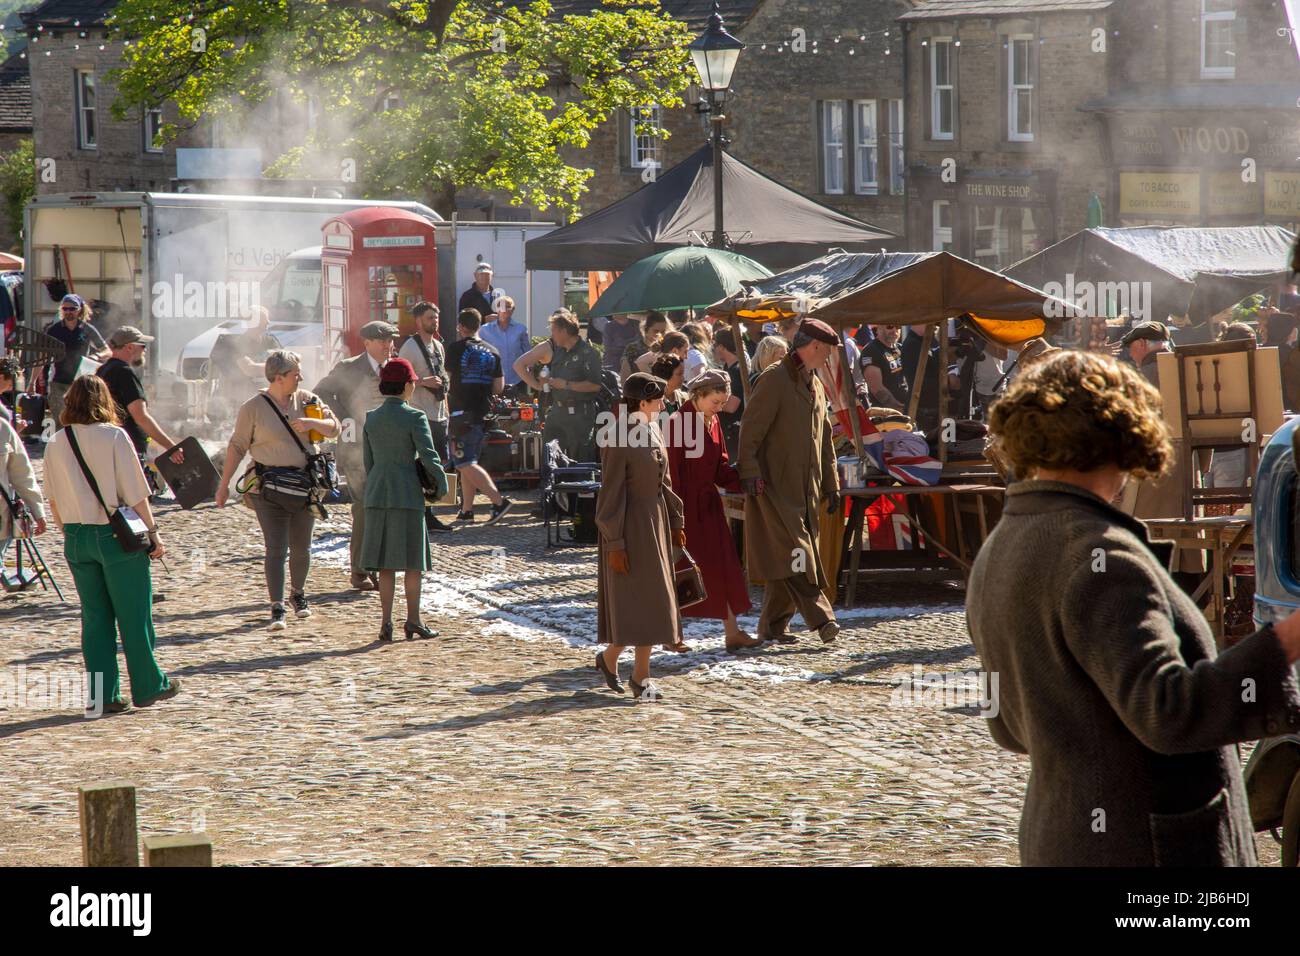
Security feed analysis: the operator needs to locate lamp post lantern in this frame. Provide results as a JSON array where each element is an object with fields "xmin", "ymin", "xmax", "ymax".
[{"xmin": 689, "ymin": 2, "xmax": 744, "ymax": 250}]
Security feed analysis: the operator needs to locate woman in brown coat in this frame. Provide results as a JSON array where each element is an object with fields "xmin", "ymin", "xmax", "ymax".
[
  {"xmin": 594, "ymin": 373, "xmax": 686, "ymax": 701},
  {"xmin": 970, "ymin": 350, "xmax": 1300, "ymax": 866}
]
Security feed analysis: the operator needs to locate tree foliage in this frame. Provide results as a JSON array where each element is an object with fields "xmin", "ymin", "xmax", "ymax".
[
  {"xmin": 0, "ymin": 138, "xmax": 33, "ymax": 250},
  {"xmin": 106, "ymin": 0, "xmax": 691, "ymax": 217}
]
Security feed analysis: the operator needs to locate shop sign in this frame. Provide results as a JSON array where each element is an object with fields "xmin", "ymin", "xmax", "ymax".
[
  {"xmin": 1265, "ymin": 171, "xmax": 1300, "ymax": 218},
  {"xmin": 1119, "ymin": 172, "xmax": 1201, "ymax": 218},
  {"xmin": 1207, "ymin": 171, "xmax": 1261, "ymax": 217}
]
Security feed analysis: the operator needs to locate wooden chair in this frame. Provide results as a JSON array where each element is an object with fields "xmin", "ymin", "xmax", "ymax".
[{"xmin": 1171, "ymin": 339, "xmax": 1260, "ymax": 520}]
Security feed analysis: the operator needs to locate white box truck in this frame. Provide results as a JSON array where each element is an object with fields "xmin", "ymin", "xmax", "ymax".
[{"xmin": 24, "ymin": 193, "xmax": 563, "ymax": 395}]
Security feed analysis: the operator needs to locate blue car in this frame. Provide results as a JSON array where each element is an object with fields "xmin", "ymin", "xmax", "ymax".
[{"xmin": 1245, "ymin": 415, "xmax": 1300, "ymax": 865}]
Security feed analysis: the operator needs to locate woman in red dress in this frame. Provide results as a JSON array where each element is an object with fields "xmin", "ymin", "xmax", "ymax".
[{"xmin": 666, "ymin": 370, "xmax": 760, "ymax": 652}]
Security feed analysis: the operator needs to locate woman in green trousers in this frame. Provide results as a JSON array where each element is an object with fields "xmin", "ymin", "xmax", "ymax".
[
  {"xmin": 361, "ymin": 358, "xmax": 448, "ymax": 642},
  {"xmin": 42, "ymin": 375, "xmax": 180, "ymax": 714}
]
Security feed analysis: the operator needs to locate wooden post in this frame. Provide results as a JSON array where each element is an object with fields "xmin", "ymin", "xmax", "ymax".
[
  {"xmin": 144, "ymin": 833, "xmax": 213, "ymax": 867},
  {"xmin": 730, "ymin": 315, "xmax": 753, "ymax": 402},
  {"xmin": 938, "ymin": 319, "xmax": 950, "ymax": 465},
  {"xmin": 906, "ymin": 323, "xmax": 935, "ymax": 424},
  {"xmin": 837, "ymin": 331, "xmax": 865, "ymax": 460},
  {"xmin": 78, "ymin": 781, "xmax": 138, "ymax": 867}
]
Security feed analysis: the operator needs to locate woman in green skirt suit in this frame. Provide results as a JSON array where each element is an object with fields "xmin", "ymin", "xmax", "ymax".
[{"xmin": 361, "ymin": 358, "xmax": 448, "ymax": 642}]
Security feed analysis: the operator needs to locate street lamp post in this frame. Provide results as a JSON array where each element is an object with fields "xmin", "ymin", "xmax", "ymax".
[{"xmin": 689, "ymin": 3, "xmax": 744, "ymax": 250}]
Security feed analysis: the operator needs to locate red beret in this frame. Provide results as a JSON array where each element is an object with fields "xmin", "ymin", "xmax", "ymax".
[
  {"xmin": 379, "ymin": 357, "xmax": 418, "ymax": 384},
  {"xmin": 798, "ymin": 318, "xmax": 840, "ymax": 345}
]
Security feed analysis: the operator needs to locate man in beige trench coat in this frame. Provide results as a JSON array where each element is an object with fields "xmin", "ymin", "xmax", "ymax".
[{"xmin": 738, "ymin": 318, "xmax": 842, "ymax": 645}]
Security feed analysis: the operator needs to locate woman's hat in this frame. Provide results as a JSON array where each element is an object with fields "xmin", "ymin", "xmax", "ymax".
[
  {"xmin": 379, "ymin": 357, "xmax": 418, "ymax": 384},
  {"xmin": 685, "ymin": 368, "xmax": 730, "ymax": 393},
  {"xmin": 623, "ymin": 372, "xmax": 666, "ymax": 402}
]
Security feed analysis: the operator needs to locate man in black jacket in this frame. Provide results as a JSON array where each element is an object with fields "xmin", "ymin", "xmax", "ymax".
[{"xmin": 458, "ymin": 262, "xmax": 498, "ymax": 320}]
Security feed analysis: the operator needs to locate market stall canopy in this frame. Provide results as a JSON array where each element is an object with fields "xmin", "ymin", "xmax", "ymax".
[
  {"xmin": 587, "ymin": 246, "xmax": 771, "ymax": 318},
  {"xmin": 710, "ymin": 250, "xmax": 1072, "ymax": 345},
  {"xmin": 1004, "ymin": 225, "xmax": 1297, "ymax": 324},
  {"xmin": 524, "ymin": 146, "xmax": 896, "ymax": 272}
]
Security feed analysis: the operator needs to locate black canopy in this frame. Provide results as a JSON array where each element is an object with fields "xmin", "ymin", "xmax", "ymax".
[{"xmin": 524, "ymin": 146, "xmax": 896, "ymax": 272}]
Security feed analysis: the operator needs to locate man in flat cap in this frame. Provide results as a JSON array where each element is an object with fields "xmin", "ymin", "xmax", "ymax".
[
  {"xmin": 314, "ymin": 320, "xmax": 398, "ymax": 589},
  {"xmin": 1121, "ymin": 321, "xmax": 1170, "ymax": 387},
  {"xmin": 737, "ymin": 318, "xmax": 841, "ymax": 646}
]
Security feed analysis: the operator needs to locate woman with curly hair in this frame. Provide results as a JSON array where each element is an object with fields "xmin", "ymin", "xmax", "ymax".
[{"xmin": 968, "ymin": 349, "xmax": 1300, "ymax": 866}]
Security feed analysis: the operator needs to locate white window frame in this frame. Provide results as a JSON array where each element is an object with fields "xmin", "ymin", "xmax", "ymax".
[
  {"xmin": 853, "ymin": 99, "xmax": 878, "ymax": 195},
  {"xmin": 1200, "ymin": 0, "xmax": 1236, "ymax": 79},
  {"xmin": 930, "ymin": 38, "xmax": 954, "ymax": 141},
  {"xmin": 1008, "ymin": 35, "xmax": 1034, "ymax": 142},
  {"xmin": 822, "ymin": 100, "xmax": 845, "ymax": 195},
  {"xmin": 932, "ymin": 200, "xmax": 953, "ymax": 252},
  {"xmin": 381, "ymin": 92, "xmax": 402, "ymax": 111},
  {"xmin": 888, "ymin": 99, "xmax": 905, "ymax": 195},
  {"xmin": 75, "ymin": 69, "xmax": 97, "ymax": 150},
  {"xmin": 143, "ymin": 106, "xmax": 164, "ymax": 153},
  {"xmin": 630, "ymin": 106, "xmax": 662, "ymax": 169}
]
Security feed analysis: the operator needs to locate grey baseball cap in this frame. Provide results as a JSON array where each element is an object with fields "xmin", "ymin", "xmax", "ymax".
[{"xmin": 108, "ymin": 325, "xmax": 155, "ymax": 348}]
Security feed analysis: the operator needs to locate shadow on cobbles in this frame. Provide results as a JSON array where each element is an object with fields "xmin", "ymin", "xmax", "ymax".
[
  {"xmin": 366, "ymin": 690, "xmax": 628, "ymax": 739},
  {"xmin": 0, "ymin": 711, "xmax": 95, "ymax": 739},
  {"xmin": 167, "ymin": 642, "xmax": 382, "ymax": 678},
  {"xmin": 829, "ymin": 643, "xmax": 979, "ymax": 682}
]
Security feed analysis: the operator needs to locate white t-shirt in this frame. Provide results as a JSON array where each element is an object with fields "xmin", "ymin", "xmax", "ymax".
[{"xmin": 43, "ymin": 423, "xmax": 151, "ymax": 526}]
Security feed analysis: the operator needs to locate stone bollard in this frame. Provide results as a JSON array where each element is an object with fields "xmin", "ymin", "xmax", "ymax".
[
  {"xmin": 143, "ymin": 833, "xmax": 213, "ymax": 867},
  {"xmin": 78, "ymin": 781, "xmax": 139, "ymax": 867}
]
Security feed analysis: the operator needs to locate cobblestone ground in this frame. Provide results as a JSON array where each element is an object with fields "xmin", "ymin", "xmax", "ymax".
[{"xmin": 0, "ymin": 470, "xmax": 1282, "ymax": 866}]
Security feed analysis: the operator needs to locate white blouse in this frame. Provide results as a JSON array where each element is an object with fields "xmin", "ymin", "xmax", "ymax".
[{"xmin": 43, "ymin": 424, "xmax": 151, "ymax": 526}]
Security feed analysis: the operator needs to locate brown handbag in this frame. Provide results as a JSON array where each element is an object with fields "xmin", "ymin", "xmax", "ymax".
[{"xmin": 673, "ymin": 547, "xmax": 708, "ymax": 609}]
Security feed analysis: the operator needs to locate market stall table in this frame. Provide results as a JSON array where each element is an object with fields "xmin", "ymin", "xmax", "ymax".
[{"xmin": 722, "ymin": 478, "xmax": 1005, "ymax": 608}]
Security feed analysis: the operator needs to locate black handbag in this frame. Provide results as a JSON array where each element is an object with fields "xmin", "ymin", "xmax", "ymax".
[
  {"xmin": 64, "ymin": 426, "xmax": 153, "ymax": 554},
  {"xmin": 416, "ymin": 459, "xmax": 447, "ymax": 505}
]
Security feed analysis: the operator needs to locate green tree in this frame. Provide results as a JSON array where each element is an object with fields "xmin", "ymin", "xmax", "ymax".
[
  {"xmin": 106, "ymin": 0, "xmax": 690, "ymax": 218},
  {"xmin": 0, "ymin": 138, "xmax": 34, "ymax": 251}
]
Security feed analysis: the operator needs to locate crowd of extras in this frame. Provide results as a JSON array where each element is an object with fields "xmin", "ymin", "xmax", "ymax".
[{"xmin": 5, "ymin": 277, "xmax": 1300, "ymax": 713}]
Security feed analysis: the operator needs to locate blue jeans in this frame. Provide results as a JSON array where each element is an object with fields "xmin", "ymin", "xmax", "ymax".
[{"xmin": 450, "ymin": 423, "xmax": 485, "ymax": 468}]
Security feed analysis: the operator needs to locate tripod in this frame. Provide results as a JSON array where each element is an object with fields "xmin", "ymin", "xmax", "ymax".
[{"xmin": 2, "ymin": 535, "xmax": 65, "ymax": 601}]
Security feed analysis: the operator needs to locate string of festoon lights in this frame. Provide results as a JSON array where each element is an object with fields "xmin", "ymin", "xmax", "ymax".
[{"xmin": 4, "ymin": 12, "xmax": 1272, "ymax": 60}]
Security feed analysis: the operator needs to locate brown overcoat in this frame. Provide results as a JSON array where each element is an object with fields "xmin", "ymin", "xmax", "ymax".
[
  {"xmin": 737, "ymin": 353, "xmax": 839, "ymax": 586},
  {"xmin": 596, "ymin": 419, "xmax": 685, "ymax": 647},
  {"xmin": 968, "ymin": 480, "xmax": 1300, "ymax": 866}
]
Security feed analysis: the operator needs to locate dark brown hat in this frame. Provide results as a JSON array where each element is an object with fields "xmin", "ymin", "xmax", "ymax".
[
  {"xmin": 623, "ymin": 372, "xmax": 666, "ymax": 402},
  {"xmin": 1120, "ymin": 321, "xmax": 1169, "ymax": 346},
  {"xmin": 798, "ymin": 318, "xmax": 839, "ymax": 345}
]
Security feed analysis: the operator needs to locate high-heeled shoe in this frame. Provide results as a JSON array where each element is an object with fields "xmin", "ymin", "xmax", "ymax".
[
  {"xmin": 595, "ymin": 651, "xmax": 623, "ymax": 692},
  {"xmin": 404, "ymin": 620, "xmax": 438, "ymax": 640},
  {"xmin": 628, "ymin": 677, "xmax": 662, "ymax": 701},
  {"xmin": 378, "ymin": 621, "xmax": 394, "ymax": 642}
]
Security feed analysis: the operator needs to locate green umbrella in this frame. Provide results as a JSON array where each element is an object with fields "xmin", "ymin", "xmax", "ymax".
[
  {"xmin": 587, "ymin": 246, "xmax": 772, "ymax": 318},
  {"xmin": 1086, "ymin": 192, "xmax": 1104, "ymax": 229}
]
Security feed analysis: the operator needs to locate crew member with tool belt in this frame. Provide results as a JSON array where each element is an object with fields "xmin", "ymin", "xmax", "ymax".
[{"xmin": 514, "ymin": 309, "xmax": 603, "ymax": 462}]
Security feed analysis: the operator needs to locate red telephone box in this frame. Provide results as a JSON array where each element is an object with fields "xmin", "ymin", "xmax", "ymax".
[{"xmin": 320, "ymin": 207, "xmax": 438, "ymax": 363}]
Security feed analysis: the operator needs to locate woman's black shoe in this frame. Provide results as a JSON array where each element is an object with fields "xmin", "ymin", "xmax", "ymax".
[
  {"xmin": 404, "ymin": 621, "xmax": 438, "ymax": 640},
  {"xmin": 595, "ymin": 651, "xmax": 623, "ymax": 692},
  {"xmin": 378, "ymin": 621, "xmax": 394, "ymax": 642},
  {"xmin": 628, "ymin": 677, "xmax": 662, "ymax": 701}
]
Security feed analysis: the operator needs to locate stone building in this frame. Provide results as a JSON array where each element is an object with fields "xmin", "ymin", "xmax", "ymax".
[
  {"xmin": 558, "ymin": 0, "xmax": 911, "ymax": 239},
  {"xmin": 1082, "ymin": 0, "xmax": 1300, "ymax": 233},
  {"xmin": 899, "ymin": 0, "xmax": 1114, "ymax": 267},
  {"xmin": 22, "ymin": 0, "xmax": 326, "ymax": 198}
]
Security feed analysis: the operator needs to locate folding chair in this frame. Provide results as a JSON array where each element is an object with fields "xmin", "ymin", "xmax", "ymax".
[
  {"xmin": 540, "ymin": 439, "xmax": 601, "ymax": 548},
  {"xmin": 1172, "ymin": 339, "xmax": 1262, "ymax": 520}
]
